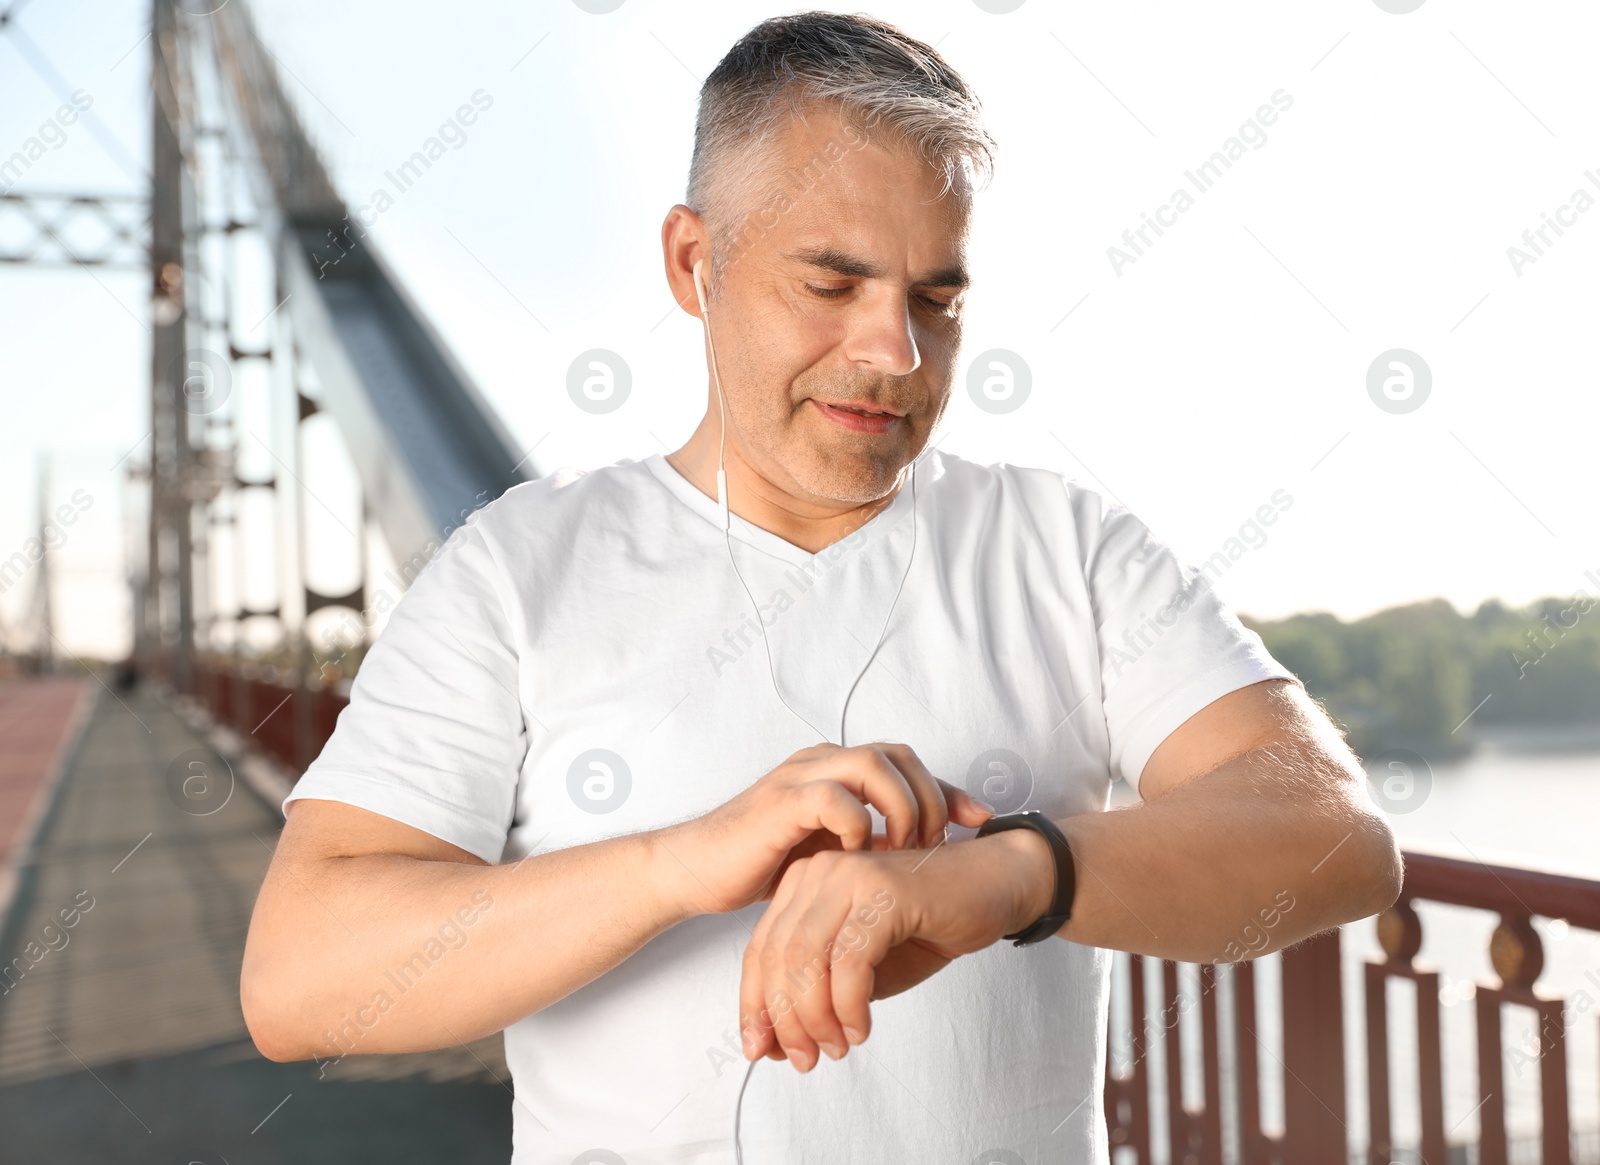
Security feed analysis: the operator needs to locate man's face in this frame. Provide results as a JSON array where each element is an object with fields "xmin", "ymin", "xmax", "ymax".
[{"xmin": 703, "ymin": 105, "xmax": 972, "ymax": 506}]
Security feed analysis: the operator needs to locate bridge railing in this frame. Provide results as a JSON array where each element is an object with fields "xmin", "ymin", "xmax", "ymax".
[
  {"xmin": 191, "ymin": 655, "xmax": 349, "ymax": 776},
  {"xmin": 1360, "ymin": 853, "xmax": 1600, "ymax": 1165},
  {"xmin": 174, "ymin": 660, "xmax": 1599, "ymax": 1163},
  {"xmin": 1106, "ymin": 850, "xmax": 1600, "ymax": 1165}
]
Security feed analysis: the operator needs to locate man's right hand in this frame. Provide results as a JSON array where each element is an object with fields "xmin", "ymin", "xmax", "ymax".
[
  {"xmin": 245, "ymin": 744, "xmax": 992, "ymax": 1064},
  {"xmin": 652, "ymin": 742, "xmax": 994, "ymax": 917}
]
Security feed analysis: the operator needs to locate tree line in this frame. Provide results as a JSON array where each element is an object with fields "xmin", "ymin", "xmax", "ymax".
[{"xmin": 1243, "ymin": 595, "xmax": 1600, "ymax": 760}]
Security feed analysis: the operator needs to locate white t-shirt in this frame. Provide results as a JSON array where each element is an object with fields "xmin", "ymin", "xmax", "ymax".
[{"xmin": 283, "ymin": 448, "xmax": 1296, "ymax": 1164}]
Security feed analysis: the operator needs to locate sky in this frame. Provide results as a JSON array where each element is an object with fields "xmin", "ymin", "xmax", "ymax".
[{"xmin": 2, "ymin": 0, "xmax": 1597, "ymax": 659}]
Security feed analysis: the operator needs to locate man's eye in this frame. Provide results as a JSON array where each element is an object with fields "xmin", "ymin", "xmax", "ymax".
[{"xmin": 805, "ymin": 284, "xmax": 956, "ymax": 312}]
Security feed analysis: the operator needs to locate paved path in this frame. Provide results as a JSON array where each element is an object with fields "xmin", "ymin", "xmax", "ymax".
[{"xmin": 0, "ymin": 682, "xmax": 513, "ymax": 1163}]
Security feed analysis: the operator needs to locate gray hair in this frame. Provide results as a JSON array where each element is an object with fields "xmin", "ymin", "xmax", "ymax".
[{"xmin": 685, "ymin": 11, "xmax": 997, "ymax": 295}]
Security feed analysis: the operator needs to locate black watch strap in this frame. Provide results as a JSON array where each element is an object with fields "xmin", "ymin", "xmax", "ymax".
[{"xmin": 974, "ymin": 810, "xmax": 1076, "ymax": 946}]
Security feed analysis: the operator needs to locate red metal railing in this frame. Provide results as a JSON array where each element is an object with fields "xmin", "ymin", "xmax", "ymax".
[
  {"xmin": 1105, "ymin": 932, "xmax": 1350, "ymax": 1164},
  {"xmin": 1106, "ymin": 852, "xmax": 1600, "ymax": 1164},
  {"xmin": 176, "ymin": 659, "xmax": 1599, "ymax": 1162},
  {"xmin": 192, "ymin": 656, "xmax": 349, "ymax": 775},
  {"xmin": 1363, "ymin": 854, "xmax": 1600, "ymax": 1165}
]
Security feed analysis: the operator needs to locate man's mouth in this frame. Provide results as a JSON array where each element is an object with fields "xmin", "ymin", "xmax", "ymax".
[
  {"xmin": 810, "ymin": 399, "xmax": 905, "ymax": 434},
  {"xmin": 818, "ymin": 400, "xmax": 904, "ymax": 417}
]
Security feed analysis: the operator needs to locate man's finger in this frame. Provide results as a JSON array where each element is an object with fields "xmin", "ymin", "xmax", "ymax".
[
  {"xmin": 739, "ymin": 925, "xmax": 774, "ymax": 1061},
  {"xmin": 780, "ymin": 892, "xmax": 855, "ymax": 1063},
  {"xmin": 874, "ymin": 743, "xmax": 950, "ymax": 848},
  {"xmin": 828, "ymin": 914, "xmax": 884, "ymax": 1050},
  {"xmin": 806, "ymin": 748, "xmax": 920, "ymax": 850},
  {"xmin": 758, "ymin": 923, "xmax": 821, "ymax": 1071},
  {"xmin": 799, "ymin": 779, "xmax": 874, "ymax": 852},
  {"xmin": 752, "ymin": 860, "xmax": 834, "ymax": 1072},
  {"xmin": 939, "ymin": 778, "xmax": 996, "ymax": 829},
  {"xmin": 739, "ymin": 866, "xmax": 794, "ymax": 1061}
]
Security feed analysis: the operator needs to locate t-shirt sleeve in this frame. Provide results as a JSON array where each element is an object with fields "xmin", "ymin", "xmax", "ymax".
[
  {"xmin": 1081, "ymin": 491, "xmax": 1299, "ymax": 798},
  {"xmin": 281, "ymin": 520, "xmax": 526, "ymax": 864}
]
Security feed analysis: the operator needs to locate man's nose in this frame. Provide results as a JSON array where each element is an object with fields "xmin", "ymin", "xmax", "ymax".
[{"xmin": 842, "ymin": 290, "xmax": 921, "ymax": 378}]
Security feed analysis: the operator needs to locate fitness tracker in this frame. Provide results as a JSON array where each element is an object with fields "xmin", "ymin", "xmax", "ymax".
[{"xmin": 974, "ymin": 809, "xmax": 1077, "ymax": 946}]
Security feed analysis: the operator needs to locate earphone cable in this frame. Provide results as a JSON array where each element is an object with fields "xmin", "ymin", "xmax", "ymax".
[
  {"xmin": 698, "ymin": 259, "xmax": 923, "ymax": 1163},
  {"xmin": 721, "ymin": 458, "xmax": 917, "ymax": 747}
]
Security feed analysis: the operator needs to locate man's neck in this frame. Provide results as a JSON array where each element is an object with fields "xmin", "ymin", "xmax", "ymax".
[{"xmin": 664, "ymin": 421, "xmax": 904, "ymax": 555}]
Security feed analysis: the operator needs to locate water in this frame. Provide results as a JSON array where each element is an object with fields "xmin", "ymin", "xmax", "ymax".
[{"xmin": 1386, "ymin": 738, "xmax": 1600, "ymax": 880}]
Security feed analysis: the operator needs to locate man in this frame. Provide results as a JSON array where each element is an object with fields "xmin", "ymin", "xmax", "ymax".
[{"xmin": 242, "ymin": 12, "xmax": 1401, "ymax": 1163}]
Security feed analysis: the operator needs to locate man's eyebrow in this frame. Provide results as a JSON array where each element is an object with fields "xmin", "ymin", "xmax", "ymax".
[{"xmin": 782, "ymin": 245, "xmax": 970, "ymax": 290}]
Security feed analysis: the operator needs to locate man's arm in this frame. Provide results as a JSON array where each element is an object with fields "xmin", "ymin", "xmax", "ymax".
[
  {"xmin": 240, "ymin": 798, "xmax": 690, "ymax": 1063},
  {"xmin": 1021, "ymin": 676, "xmax": 1403, "ymax": 962},
  {"xmin": 241, "ymin": 742, "xmax": 989, "ymax": 1064},
  {"xmin": 737, "ymin": 678, "xmax": 1404, "ymax": 1068}
]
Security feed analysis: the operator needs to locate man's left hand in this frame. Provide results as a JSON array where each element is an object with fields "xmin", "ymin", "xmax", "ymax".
[{"xmin": 736, "ymin": 828, "xmax": 1053, "ymax": 1071}]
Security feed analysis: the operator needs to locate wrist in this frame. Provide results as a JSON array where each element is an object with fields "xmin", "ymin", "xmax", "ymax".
[
  {"xmin": 984, "ymin": 828, "xmax": 1057, "ymax": 938},
  {"xmin": 643, "ymin": 825, "xmax": 706, "ymax": 927}
]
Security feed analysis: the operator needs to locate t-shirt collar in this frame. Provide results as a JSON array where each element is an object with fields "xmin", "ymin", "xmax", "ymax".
[{"xmin": 642, "ymin": 451, "xmax": 926, "ymax": 568}]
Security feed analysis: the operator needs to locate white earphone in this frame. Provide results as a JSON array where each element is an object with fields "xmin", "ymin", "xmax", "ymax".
[
  {"xmin": 690, "ymin": 253, "xmax": 922, "ymax": 1164},
  {"xmin": 692, "ymin": 259, "xmax": 731, "ymax": 534}
]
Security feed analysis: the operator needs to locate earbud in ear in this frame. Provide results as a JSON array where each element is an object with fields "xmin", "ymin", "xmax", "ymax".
[{"xmin": 692, "ymin": 259, "xmax": 708, "ymax": 315}]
